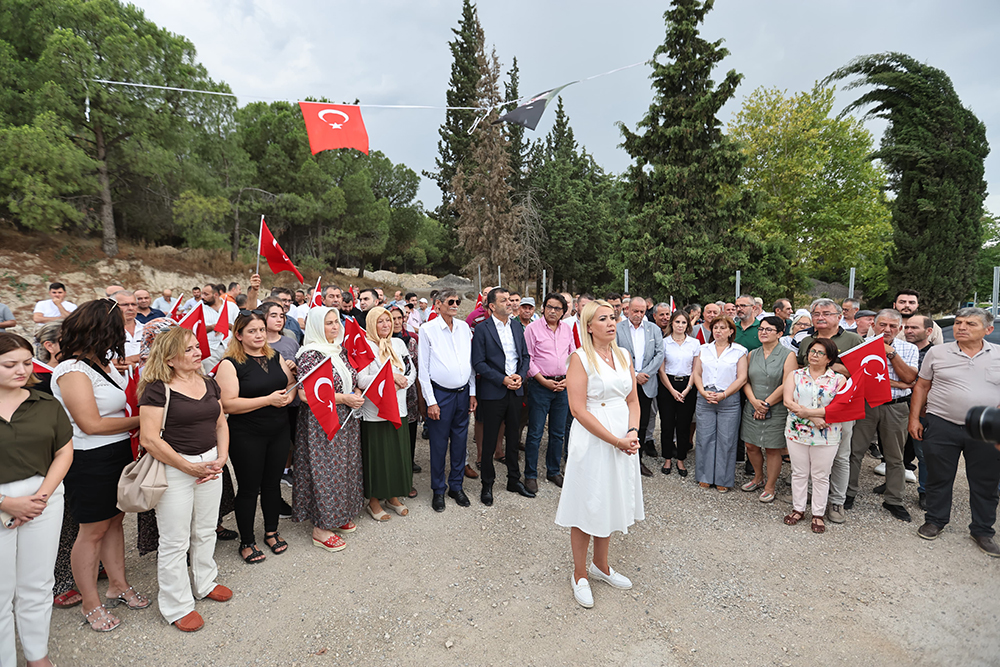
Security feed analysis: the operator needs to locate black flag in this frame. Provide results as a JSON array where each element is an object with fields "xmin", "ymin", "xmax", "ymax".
[{"xmin": 494, "ymin": 84, "xmax": 574, "ymax": 130}]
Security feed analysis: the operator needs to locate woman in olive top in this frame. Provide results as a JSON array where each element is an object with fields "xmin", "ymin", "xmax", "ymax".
[
  {"xmin": 216, "ymin": 310, "xmax": 295, "ymax": 564},
  {"xmin": 0, "ymin": 333, "xmax": 74, "ymax": 667},
  {"xmin": 138, "ymin": 327, "xmax": 233, "ymax": 633}
]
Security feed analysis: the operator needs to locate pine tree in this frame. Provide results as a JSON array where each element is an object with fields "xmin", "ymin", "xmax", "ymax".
[
  {"xmin": 827, "ymin": 53, "xmax": 989, "ymax": 312},
  {"xmin": 504, "ymin": 57, "xmax": 526, "ymax": 193},
  {"xmin": 450, "ymin": 38, "xmax": 524, "ymax": 285},
  {"xmin": 617, "ymin": 0, "xmax": 789, "ymax": 302}
]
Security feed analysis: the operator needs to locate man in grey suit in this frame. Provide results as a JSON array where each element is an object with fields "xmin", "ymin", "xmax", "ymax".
[{"xmin": 616, "ymin": 297, "xmax": 664, "ymax": 477}]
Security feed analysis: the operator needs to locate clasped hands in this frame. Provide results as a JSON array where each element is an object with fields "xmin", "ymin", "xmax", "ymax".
[
  {"xmin": 2, "ymin": 492, "xmax": 49, "ymax": 527},
  {"xmin": 614, "ymin": 431, "xmax": 640, "ymax": 455},
  {"xmin": 502, "ymin": 374, "xmax": 522, "ymax": 390},
  {"xmin": 188, "ymin": 457, "xmax": 227, "ymax": 485}
]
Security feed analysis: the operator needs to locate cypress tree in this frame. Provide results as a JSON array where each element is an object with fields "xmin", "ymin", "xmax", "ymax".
[
  {"xmin": 504, "ymin": 56, "xmax": 526, "ymax": 193},
  {"xmin": 827, "ymin": 53, "xmax": 989, "ymax": 312},
  {"xmin": 617, "ymin": 0, "xmax": 789, "ymax": 302}
]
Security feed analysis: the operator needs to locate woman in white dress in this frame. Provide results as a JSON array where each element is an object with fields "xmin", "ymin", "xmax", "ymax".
[{"xmin": 555, "ymin": 300, "xmax": 645, "ymax": 609}]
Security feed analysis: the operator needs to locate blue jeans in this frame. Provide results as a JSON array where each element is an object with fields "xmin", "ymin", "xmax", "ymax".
[{"xmin": 524, "ymin": 380, "xmax": 568, "ymax": 479}]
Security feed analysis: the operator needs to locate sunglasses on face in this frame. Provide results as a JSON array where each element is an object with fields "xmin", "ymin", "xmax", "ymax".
[{"xmin": 445, "ymin": 299, "xmax": 461, "ymax": 306}]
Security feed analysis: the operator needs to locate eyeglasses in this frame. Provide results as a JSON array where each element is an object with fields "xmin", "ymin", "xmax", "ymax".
[
  {"xmin": 758, "ymin": 327, "xmax": 778, "ymax": 334},
  {"xmin": 104, "ymin": 299, "xmax": 119, "ymax": 315},
  {"xmin": 544, "ymin": 304, "xmax": 564, "ymax": 312},
  {"xmin": 445, "ymin": 299, "xmax": 461, "ymax": 306},
  {"xmin": 239, "ymin": 309, "xmax": 264, "ymax": 317},
  {"xmin": 807, "ymin": 349, "xmax": 827, "ymax": 357}
]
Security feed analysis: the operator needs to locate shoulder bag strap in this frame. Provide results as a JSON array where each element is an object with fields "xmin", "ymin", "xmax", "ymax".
[{"xmin": 159, "ymin": 385, "xmax": 171, "ymax": 439}]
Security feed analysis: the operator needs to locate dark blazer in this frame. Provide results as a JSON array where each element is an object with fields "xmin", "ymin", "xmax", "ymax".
[
  {"xmin": 471, "ymin": 316, "xmax": 530, "ymax": 401},
  {"xmin": 616, "ymin": 318, "xmax": 664, "ymax": 399}
]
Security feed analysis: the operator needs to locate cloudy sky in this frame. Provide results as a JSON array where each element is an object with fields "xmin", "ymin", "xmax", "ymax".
[{"xmin": 133, "ymin": 0, "xmax": 999, "ymax": 218}]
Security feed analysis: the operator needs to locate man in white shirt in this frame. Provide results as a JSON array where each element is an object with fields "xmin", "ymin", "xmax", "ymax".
[
  {"xmin": 418, "ymin": 289, "xmax": 477, "ymax": 512},
  {"xmin": 181, "ymin": 286, "xmax": 202, "ymax": 316},
  {"xmin": 840, "ymin": 298, "xmax": 860, "ymax": 330},
  {"xmin": 152, "ymin": 288, "xmax": 178, "ymax": 314},
  {"xmin": 847, "ymin": 308, "xmax": 919, "ymax": 522},
  {"xmin": 616, "ymin": 297, "xmax": 664, "ymax": 477},
  {"xmin": 32, "ymin": 282, "xmax": 77, "ymax": 324},
  {"xmin": 200, "ymin": 284, "xmax": 237, "ymax": 373},
  {"xmin": 112, "ymin": 290, "xmax": 143, "ymax": 369}
]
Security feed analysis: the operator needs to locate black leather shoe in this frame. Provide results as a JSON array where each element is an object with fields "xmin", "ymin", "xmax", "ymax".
[
  {"xmin": 432, "ymin": 493, "xmax": 445, "ymax": 512},
  {"xmin": 661, "ymin": 465, "xmax": 672, "ymax": 475},
  {"xmin": 481, "ymin": 484, "xmax": 493, "ymax": 506},
  {"xmin": 882, "ymin": 502, "xmax": 912, "ymax": 522},
  {"xmin": 917, "ymin": 522, "xmax": 943, "ymax": 540},
  {"xmin": 972, "ymin": 534, "xmax": 1000, "ymax": 558},
  {"xmin": 546, "ymin": 474, "xmax": 564, "ymax": 488},
  {"xmin": 873, "ymin": 483, "xmax": 886, "ymax": 495},
  {"xmin": 412, "ymin": 462, "xmax": 422, "ymax": 473},
  {"xmin": 506, "ymin": 480, "xmax": 535, "ymax": 498},
  {"xmin": 677, "ymin": 466, "xmax": 688, "ymax": 477},
  {"xmin": 448, "ymin": 488, "xmax": 471, "ymax": 507},
  {"xmin": 918, "ymin": 492, "xmax": 927, "ymax": 511},
  {"xmin": 843, "ymin": 495, "xmax": 856, "ymax": 510}
]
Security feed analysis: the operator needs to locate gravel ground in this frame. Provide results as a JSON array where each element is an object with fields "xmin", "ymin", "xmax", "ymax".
[{"xmin": 39, "ymin": 430, "xmax": 999, "ymax": 667}]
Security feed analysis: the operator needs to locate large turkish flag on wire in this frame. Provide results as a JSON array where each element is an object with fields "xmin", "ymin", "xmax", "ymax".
[
  {"xmin": 299, "ymin": 102, "xmax": 369, "ymax": 155},
  {"xmin": 343, "ymin": 316, "xmax": 376, "ymax": 371},
  {"xmin": 258, "ymin": 216, "xmax": 305, "ymax": 283},
  {"xmin": 301, "ymin": 355, "xmax": 341, "ymax": 440},
  {"xmin": 364, "ymin": 360, "xmax": 401, "ymax": 428},
  {"xmin": 177, "ymin": 303, "xmax": 212, "ymax": 361}
]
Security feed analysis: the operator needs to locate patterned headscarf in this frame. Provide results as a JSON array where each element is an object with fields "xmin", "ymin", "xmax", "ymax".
[
  {"xmin": 139, "ymin": 317, "xmax": 176, "ymax": 364},
  {"xmin": 365, "ymin": 307, "xmax": 403, "ymax": 371}
]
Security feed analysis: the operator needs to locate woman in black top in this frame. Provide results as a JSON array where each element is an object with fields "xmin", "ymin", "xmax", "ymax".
[{"xmin": 216, "ymin": 310, "xmax": 295, "ymax": 564}]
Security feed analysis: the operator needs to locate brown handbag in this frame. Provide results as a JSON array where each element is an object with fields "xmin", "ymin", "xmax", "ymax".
[{"xmin": 116, "ymin": 386, "xmax": 170, "ymax": 512}]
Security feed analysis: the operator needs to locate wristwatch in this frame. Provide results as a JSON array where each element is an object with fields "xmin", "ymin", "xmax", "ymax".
[
  {"xmin": 626, "ymin": 427, "xmax": 639, "ymax": 435},
  {"xmin": 887, "ymin": 350, "xmax": 897, "ymax": 360}
]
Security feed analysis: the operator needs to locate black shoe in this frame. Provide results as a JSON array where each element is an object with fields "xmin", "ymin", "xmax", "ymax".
[
  {"xmin": 421, "ymin": 426, "xmax": 429, "ymax": 440},
  {"xmin": 481, "ymin": 484, "xmax": 494, "ymax": 506},
  {"xmin": 869, "ymin": 443, "xmax": 882, "ymax": 460},
  {"xmin": 643, "ymin": 441, "xmax": 657, "ymax": 457},
  {"xmin": 873, "ymin": 483, "xmax": 886, "ymax": 495},
  {"xmin": 677, "ymin": 466, "xmax": 689, "ymax": 477},
  {"xmin": 432, "ymin": 493, "xmax": 445, "ymax": 512},
  {"xmin": 843, "ymin": 495, "xmax": 855, "ymax": 510},
  {"xmin": 918, "ymin": 492, "xmax": 927, "ymax": 511},
  {"xmin": 447, "ymin": 488, "xmax": 471, "ymax": 507},
  {"xmin": 546, "ymin": 473, "xmax": 564, "ymax": 488},
  {"xmin": 412, "ymin": 462, "xmax": 422, "ymax": 473},
  {"xmin": 506, "ymin": 480, "xmax": 536, "ymax": 498},
  {"xmin": 278, "ymin": 499, "xmax": 293, "ymax": 519},
  {"xmin": 744, "ymin": 461, "xmax": 754, "ymax": 475},
  {"xmin": 661, "ymin": 465, "xmax": 672, "ymax": 475},
  {"xmin": 882, "ymin": 502, "xmax": 912, "ymax": 522}
]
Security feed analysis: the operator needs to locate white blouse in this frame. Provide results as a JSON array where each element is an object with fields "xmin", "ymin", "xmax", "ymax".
[
  {"xmin": 698, "ymin": 342, "xmax": 747, "ymax": 390},
  {"xmin": 52, "ymin": 360, "xmax": 128, "ymax": 450},
  {"xmin": 356, "ymin": 338, "xmax": 416, "ymax": 422},
  {"xmin": 662, "ymin": 336, "xmax": 701, "ymax": 376}
]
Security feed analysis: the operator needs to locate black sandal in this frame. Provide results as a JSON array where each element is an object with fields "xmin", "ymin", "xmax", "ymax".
[
  {"xmin": 216, "ymin": 526, "xmax": 238, "ymax": 541},
  {"xmin": 240, "ymin": 543, "xmax": 266, "ymax": 564},
  {"xmin": 263, "ymin": 532, "xmax": 289, "ymax": 554}
]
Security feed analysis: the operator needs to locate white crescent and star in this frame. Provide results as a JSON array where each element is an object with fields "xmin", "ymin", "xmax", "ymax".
[
  {"xmin": 318, "ymin": 108, "xmax": 350, "ymax": 130},
  {"xmin": 377, "ymin": 379, "xmax": 386, "ymax": 398},
  {"xmin": 271, "ymin": 238, "xmax": 290, "ymax": 262},
  {"xmin": 313, "ymin": 377, "xmax": 335, "ymax": 412},
  {"xmin": 836, "ymin": 376, "xmax": 855, "ymax": 395},
  {"xmin": 860, "ymin": 354, "xmax": 887, "ymax": 379}
]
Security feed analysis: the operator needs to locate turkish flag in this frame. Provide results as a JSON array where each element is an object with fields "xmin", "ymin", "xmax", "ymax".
[
  {"xmin": 169, "ymin": 293, "xmax": 184, "ymax": 321},
  {"xmin": 32, "ymin": 359, "xmax": 54, "ymax": 375},
  {"xmin": 122, "ymin": 365, "xmax": 141, "ymax": 458},
  {"xmin": 299, "ymin": 102, "xmax": 369, "ymax": 155},
  {"xmin": 824, "ymin": 373, "xmax": 866, "ymax": 423},
  {"xmin": 302, "ymin": 356, "xmax": 341, "ymax": 440},
  {"xmin": 259, "ymin": 217, "xmax": 305, "ymax": 283},
  {"xmin": 311, "ymin": 275, "xmax": 323, "ymax": 308},
  {"xmin": 841, "ymin": 336, "xmax": 892, "ymax": 408},
  {"xmin": 365, "ymin": 360, "xmax": 401, "ymax": 428},
  {"xmin": 475, "ymin": 293, "xmax": 484, "ymax": 310},
  {"xmin": 177, "ymin": 304, "xmax": 211, "ymax": 361},
  {"xmin": 212, "ymin": 299, "xmax": 235, "ymax": 338},
  {"xmin": 428, "ymin": 309, "xmax": 438, "ymax": 322},
  {"xmin": 572, "ymin": 321, "xmax": 581, "ymax": 349},
  {"xmin": 343, "ymin": 316, "xmax": 376, "ymax": 371}
]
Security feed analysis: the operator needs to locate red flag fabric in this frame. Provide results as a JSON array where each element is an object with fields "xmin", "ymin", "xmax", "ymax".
[
  {"xmin": 169, "ymin": 293, "xmax": 184, "ymax": 320},
  {"xmin": 311, "ymin": 275, "xmax": 323, "ymax": 308},
  {"xmin": 299, "ymin": 102, "xmax": 369, "ymax": 155},
  {"xmin": 823, "ymin": 337, "xmax": 892, "ymax": 423},
  {"xmin": 212, "ymin": 299, "xmax": 234, "ymax": 338},
  {"xmin": 475, "ymin": 293, "xmax": 484, "ymax": 310},
  {"xmin": 427, "ymin": 309, "xmax": 438, "ymax": 322},
  {"xmin": 824, "ymin": 373, "xmax": 866, "ymax": 423},
  {"xmin": 365, "ymin": 360, "xmax": 401, "ymax": 428},
  {"xmin": 259, "ymin": 217, "xmax": 305, "ymax": 283},
  {"xmin": 122, "ymin": 365, "xmax": 140, "ymax": 458},
  {"xmin": 343, "ymin": 316, "xmax": 376, "ymax": 371},
  {"xmin": 32, "ymin": 360, "xmax": 54, "ymax": 375},
  {"xmin": 572, "ymin": 320, "xmax": 581, "ymax": 349},
  {"xmin": 669, "ymin": 296, "xmax": 676, "ymax": 313},
  {"xmin": 301, "ymin": 356, "xmax": 341, "ymax": 440},
  {"xmin": 177, "ymin": 304, "xmax": 211, "ymax": 361}
]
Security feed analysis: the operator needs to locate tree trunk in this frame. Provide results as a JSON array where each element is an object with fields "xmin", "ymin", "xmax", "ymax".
[
  {"xmin": 94, "ymin": 124, "xmax": 118, "ymax": 257},
  {"xmin": 231, "ymin": 207, "xmax": 240, "ymax": 262}
]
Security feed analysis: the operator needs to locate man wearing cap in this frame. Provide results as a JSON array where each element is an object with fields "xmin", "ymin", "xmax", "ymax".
[
  {"xmin": 854, "ymin": 309, "xmax": 877, "ymax": 338},
  {"xmin": 517, "ymin": 297, "xmax": 538, "ymax": 328}
]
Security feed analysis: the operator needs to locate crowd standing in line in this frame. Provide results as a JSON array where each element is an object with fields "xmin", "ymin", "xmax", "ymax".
[{"xmin": 1, "ymin": 275, "xmax": 998, "ymax": 664}]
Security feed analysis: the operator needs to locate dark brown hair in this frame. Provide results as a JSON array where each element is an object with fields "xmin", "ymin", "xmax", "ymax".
[
  {"xmin": 223, "ymin": 310, "xmax": 274, "ymax": 363},
  {"xmin": 59, "ymin": 298, "xmax": 126, "ymax": 363},
  {"xmin": 807, "ymin": 338, "xmax": 840, "ymax": 368},
  {"xmin": 0, "ymin": 332, "xmax": 38, "ymax": 386},
  {"xmin": 707, "ymin": 315, "xmax": 737, "ymax": 344},
  {"xmin": 669, "ymin": 310, "xmax": 691, "ymax": 335}
]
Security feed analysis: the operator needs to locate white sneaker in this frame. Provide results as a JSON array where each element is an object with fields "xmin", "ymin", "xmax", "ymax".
[
  {"xmin": 571, "ymin": 576, "xmax": 594, "ymax": 608},
  {"xmin": 587, "ymin": 562, "xmax": 633, "ymax": 590},
  {"xmin": 874, "ymin": 462, "xmax": 886, "ymax": 476},
  {"xmin": 905, "ymin": 469, "xmax": 917, "ymax": 483}
]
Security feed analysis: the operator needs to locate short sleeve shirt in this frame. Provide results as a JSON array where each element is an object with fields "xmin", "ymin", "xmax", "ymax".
[
  {"xmin": 0, "ymin": 303, "xmax": 13, "ymax": 329},
  {"xmin": 138, "ymin": 378, "xmax": 222, "ymax": 455},
  {"xmin": 0, "ymin": 389, "xmax": 73, "ymax": 484},
  {"xmin": 734, "ymin": 319, "xmax": 762, "ymax": 351},
  {"xmin": 33, "ymin": 299, "xmax": 77, "ymax": 318},
  {"xmin": 919, "ymin": 341, "xmax": 1000, "ymax": 425}
]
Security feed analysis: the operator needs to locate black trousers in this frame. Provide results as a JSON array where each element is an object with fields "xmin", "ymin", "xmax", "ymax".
[
  {"xmin": 479, "ymin": 389, "xmax": 522, "ymax": 485},
  {"xmin": 229, "ymin": 420, "xmax": 291, "ymax": 545},
  {"xmin": 923, "ymin": 414, "xmax": 1000, "ymax": 538},
  {"xmin": 637, "ymin": 390, "xmax": 654, "ymax": 458},
  {"xmin": 409, "ymin": 420, "xmax": 418, "ymax": 464},
  {"xmin": 656, "ymin": 376, "xmax": 696, "ymax": 460}
]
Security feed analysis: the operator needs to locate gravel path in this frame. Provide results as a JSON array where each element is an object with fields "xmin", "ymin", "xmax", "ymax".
[{"xmin": 40, "ymin": 433, "xmax": 998, "ymax": 667}]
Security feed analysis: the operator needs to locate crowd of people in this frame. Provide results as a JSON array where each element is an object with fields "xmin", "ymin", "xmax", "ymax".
[{"xmin": 1, "ymin": 276, "xmax": 998, "ymax": 662}]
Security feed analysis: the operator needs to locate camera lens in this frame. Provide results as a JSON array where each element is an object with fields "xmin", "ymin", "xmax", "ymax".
[{"xmin": 966, "ymin": 406, "xmax": 1000, "ymax": 442}]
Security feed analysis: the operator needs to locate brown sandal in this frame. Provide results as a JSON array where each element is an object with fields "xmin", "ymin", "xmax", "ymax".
[
  {"xmin": 784, "ymin": 510, "xmax": 805, "ymax": 526},
  {"xmin": 811, "ymin": 515, "xmax": 826, "ymax": 533}
]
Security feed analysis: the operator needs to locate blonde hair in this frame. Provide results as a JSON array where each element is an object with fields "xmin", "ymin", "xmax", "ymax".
[
  {"xmin": 366, "ymin": 307, "xmax": 403, "ymax": 371},
  {"xmin": 579, "ymin": 300, "xmax": 628, "ymax": 374},
  {"xmin": 223, "ymin": 311, "xmax": 275, "ymax": 364},
  {"xmin": 138, "ymin": 327, "xmax": 204, "ymax": 398}
]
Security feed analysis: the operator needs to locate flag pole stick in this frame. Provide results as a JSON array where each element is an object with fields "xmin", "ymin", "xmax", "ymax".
[
  {"xmin": 256, "ymin": 215, "xmax": 264, "ymax": 276},
  {"xmin": 283, "ymin": 353, "xmax": 335, "ymax": 394}
]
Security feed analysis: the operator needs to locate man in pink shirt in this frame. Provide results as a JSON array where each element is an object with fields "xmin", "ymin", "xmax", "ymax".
[
  {"xmin": 523, "ymin": 293, "xmax": 577, "ymax": 489},
  {"xmin": 465, "ymin": 286, "xmax": 492, "ymax": 331}
]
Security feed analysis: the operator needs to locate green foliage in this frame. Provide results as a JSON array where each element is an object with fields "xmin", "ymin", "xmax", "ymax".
[
  {"xmin": 729, "ymin": 83, "xmax": 893, "ymax": 299},
  {"xmin": 172, "ymin": 190, "xmax": 230, "ymax": 249},
  {"xmin": 973, "ymin": 212, "xmax": 1000, "ymax": 298},
  {"xmin": 827, "ymin": 52, "xmax": 990, "ymax": 313},
  {"xmin": 504, "ymin": 57, "xmax": 527, "ymax": 194},
  {"xmin": 617, "ymin": 0, "xmax": 789, "ymax": 303}
]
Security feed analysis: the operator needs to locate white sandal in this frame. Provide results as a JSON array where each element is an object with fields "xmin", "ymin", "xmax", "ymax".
[
  {"xmin": 366, "ymin": 504, "xmax": 391, "ymax": 521},
  {"xmin": 385, "ymin": 500, "xmax": 409, "ymax": 516}
]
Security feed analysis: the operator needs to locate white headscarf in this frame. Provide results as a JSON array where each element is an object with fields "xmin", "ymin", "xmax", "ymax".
[{"xmin": 297, "ymin": 307, "xmax": 352, "ymax": 391}]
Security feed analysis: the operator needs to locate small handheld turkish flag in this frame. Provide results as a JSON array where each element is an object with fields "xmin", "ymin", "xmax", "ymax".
[
  {"xmin": 123, "ymin": 365, "xmax": 141, "ymax": 458},
  {"xmin": 824, "ymin": 373, "xmax": 866, "ymax": 423},
  {"xmin": 177, "ymin": 304, "xmax": 211, "ymax": 361},
  {"xmin": 258, "ymin": 216, "xmax": 305, "ymax": 283},
  {"xmin": 169, "ymin": 293, "xmax": 184, "ymax": 320},
  {"xmin": 299, "ymin": 102, "xmax": 369, "ymax": 155},
  {"xmin": 32, "ymin": 359, "xmax": 54, "ymax": 375},
  {"xmin": 343, "ymin": 317, "xmax": 376, "ymax": 371},
  {"xmin": 572, "ymin": 321, "xmax": 581, "ymax": 349},
  {"xmin": 364, "ymin": 360, "xmax": 401, "ymax": 428},
  {"xmin": 840, "ymin": 337, "xmax": 892, "ymax": 408},
  {"xmin": 302, "ymin": 356, "xmax": 341, "ymax": 440},
  {"xmin": 311, "ymin": 275, "xmax": 323, "ymax": 308}
]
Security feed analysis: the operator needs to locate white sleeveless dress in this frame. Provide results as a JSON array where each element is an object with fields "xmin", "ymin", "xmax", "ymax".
[{"xmin": 555, "ymin": 349, "xmax": 645, "ymax": 537}]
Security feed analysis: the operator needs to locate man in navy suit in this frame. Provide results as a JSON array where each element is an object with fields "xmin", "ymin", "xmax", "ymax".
[
  {"xmin": 616, "ymin": 297, "xmax": 664, "ymax": 477},
  {"xmin": 471, "ymin": 287, "xmax": 533, "ymax": 505}
]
